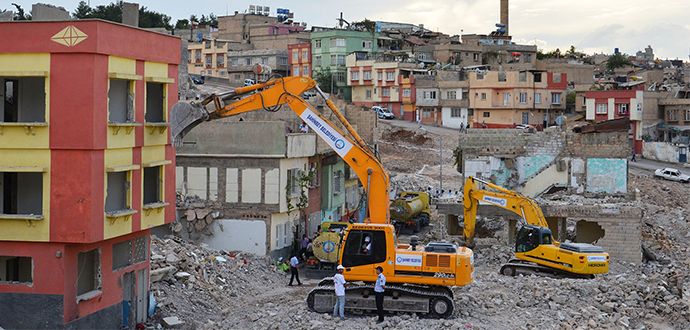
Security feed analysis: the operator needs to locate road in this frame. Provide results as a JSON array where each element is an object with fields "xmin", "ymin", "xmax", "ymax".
[{"xmin": 630, "ymin": 157, "xmax": 690, "ymax": 176}]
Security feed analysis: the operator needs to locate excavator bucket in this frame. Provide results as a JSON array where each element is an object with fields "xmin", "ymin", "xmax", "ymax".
[{"xmin": 170, "ymin": 101, "xmax": 209, "ymax": 143}]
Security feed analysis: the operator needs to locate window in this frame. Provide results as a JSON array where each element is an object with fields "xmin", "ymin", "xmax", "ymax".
[
  {"xmin": 143, "ymin": 166, "xmax": 162, "ymax": 205},
  {"xmin": 596, "ymin": 103, "xmax": 608, "ymax": 114},
  {"xmin": 303, "ymin": 65, "xmax": 309, "ymax": 77},
  {"xmin": 0, "ymin": 256, "xmax": 32, "ymax": 284},
  {"xmin": 365, "ymin": 89, "xmax": 372, "ymax": 100},
  {"xmin": 422, "ymin": 109, "xmax": 432, "ymax": 118},
  {"xmin": 451, "ymin": 108, "xmax": 462, "ymax": 117},
  {"xmin": 205, "ymin": 55, "xmax": 212, "ymax": 67},
  {"xmin": 1, "ymin": 77, "xmax": 46, "ymax": 123},
  {"xmin": 331, "ymin": 38, "xmax": 346, "ymax": 47},
  {"xmin": 363, "ymin": 71, "xmax": 372, "ymax": 80},
  {"xmin": 481, "ymin": 92, "xmax": 487, "ymax": 100},
  {"xmin": 194, "ymin": 51, "xmax": 201, "ymax": 63},
  {"xmin": 287, "ymin": 168, "xmax": 301, "ymax": 196},
  {"xmin": 535, "ymin": 93, "xmax": 542, "ymax": 104},
  {"xmin": 382, "ymin": 88, "xmax": 391, "ymax": 97},
  {"xmin": 519, "ymin": 92, "xmax": 527, "ymax": 104},
  {"xmin": 386, "ymin": 72, "xmax": 395, "ymax": 81},
  {"xmin": 423, "ymin": 91, "xmax": 436, "ymax": 99},
  {"xmin": 336, "ymin": 55, "xmax": 345, "ymax": 66},
  {"xmin": 483, "ymin": 112, "xmax": 490, "ymax": 118},
  {"xmin": 314, "ymin": 39, "xmax": 321, "ymax": 48},
  {"xmin": 292, "ymin": 50, "xmax": 299, "ymax": 62},
  {"xmin": 446, "ymin": 90, "xmax": 457, "ymax": 100},
  {"xmin": 519, "ymin": 72, "xmax": 527, "ymax": 82},
  {"xmin": 462, "ymin": 91, "xmax": 469, "ymax": 100},
  {"xmin": 362, "ymin": 40, "xmax": 372, "ymax": 49},
  {"xmin": 314, "ymin": 56, "xmax": 321, "ymax": 66},
  {"xmin": 145, "ymin": 83, "xmax": 165, "ymax": 123},
  {"xmin": 476, "ymin": 72, "xmax": 485, "ymax": 80},
  {"xmin": 216, "ymin": 55, "xmax": 225, "ymax": 68},
  {"xmin": 333, "ymin": 170, "xmax": 342, "ymax": 194},
  {"xmin": 534, "ymin": 73, "xmax": 542, "ymax": 82},
  {"xmin": 342, "ymin": 230, "xmax": 387, "ymax": 267},
  {"xmin": 685, "ymin": 110, "xmax": 690, "ymax": 121},
  {"xmin": 293, "ymin": 67, "xmax": 300, "ymax": 77},
  {"xmin": 551, "ymin": 92, "xmax": 561, "ymax": 105},
  {"xmin": 503, "ymin": 92, "xmax": 510, "ymax": 106},
  {"xmin": 261, "ymin": 57, "xmax": 268, "ymax": 65},
  {"xmin": 473, "ymin": 53, "xmax": 479, "ymax": 61},
  {"xmin": 302, "ymin": 50, "xmax": 308, "ymax": 60},
  {"xmin": 1, "ymin": 172, "xmax": 43, "ymax": 216},
  {"xmin": 245, "ymin": 58, "xmax": 251, "ymax": 65},
  {"xmin": 77, "ymin": 249, "xmax": 101, "ymax": 298},
  {"xmin": 403, "ymin": 88, "xmax": 411, "ymax": 97},
  {"xmin": 108, "ymin": 79, "xmax": 133, "ymax": 123},
  {"xmin": 617, "ymin": 103, "xmax": 628, "ymax": 115},
  {"xmin": 668, "ymin": 109, "xmax": 678, "ymax": 121},
  {"xmin": 234, "ymin": 74, "xmax": 241, "ymax": 80},
  {"xmin": 498, "ymin": 72, "xmax": 506, "ymax": 82},
  {"xmin": 230, "ymin": 58, "xmax": 239, "ymax": 66},
  {"xmin": 524, "ymin": 53, "xmax": 532, "ymax": 63},
  {"xmin": 278, "ymin": 57, "xmax": 288, "ymax": 65},
  {"xmin": 351, "ymin": 70, "xmax": 359, "ymax": 80},
  {"xmin": 553, "ymin": 73, "xmax": 561, "ymax": 83},
  {"xmin": 377, "ymin": 71, "xmax": 383, "ymax": 81},
  {"xmin": 333, "ymin": 71, "xmax": 346, "ymax": 82},
  {"xmin": 105, "ymin": 171, "xmax": 130, "ymax": 213}
]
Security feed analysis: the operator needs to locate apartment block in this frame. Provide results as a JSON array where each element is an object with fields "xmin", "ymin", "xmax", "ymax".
[
  {"xmin": 0, "ymin": 20, "xmax": 177, "ymax": 328},
  {"xmin": 345, "ymin": 53, "xmax": 418, "ymax": 118},
  {"xmin": 227, "ymin": 49, "xmax": 288, "ymax": 85},
  {"xmin": 585, "ymin": 85, "xmax": 644, "ymax": 153},
  {"xmin": 468, "ymin": 70, "xmax": 567, "ymax": 128},
  {"xmin": 187, "ymin": 38, "xmax": 239, "ymax": 79},
  {"xmin": 288, "ymin": 42, "xmax": 312, "ymax": 77},
  {"xmin": 311, "ymin": 28, "xmax": 379, "ymax": 100}
]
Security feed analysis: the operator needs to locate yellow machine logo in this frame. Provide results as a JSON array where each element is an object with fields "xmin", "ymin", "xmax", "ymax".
[{"xmin": 51, "ymin": 25, "xmax": 88, "ymax": 47}]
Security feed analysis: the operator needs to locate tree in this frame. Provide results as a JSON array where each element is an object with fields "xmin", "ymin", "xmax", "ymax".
[
  {"xmin": 314, "ymin": 68, "xmax": 333, "ymax": 93},
  {"xmin": 175, "ymin": 19, "xmax": 190, "ymax": 30},
  {"xmin": 73, "ymin": 1, "xmax": 92, "ymax": 18},
  {"xmin": 11, "ymin": 3, "xmax": 31, "ymax": 20},
  {"xmin": 351, "ymin": 19, "xmax": 376, "ymax": 33},
  {"xmin": 90, "ymin": 2, "xmax": 122, "ymax": 22},
  {"xmin": 606, "ymin": 53, "xmax": 631, "ymax": 71},
  {"xmin": 199, "ymin": 14, "xmax": 208, "ymax": 25},
  {"xmin": 139, "ymin": 6, "xmax": 172, "ymax": 30},
  {"xmin": 208, "ymin": 13, "xmax": 218, "ymax": 28}
]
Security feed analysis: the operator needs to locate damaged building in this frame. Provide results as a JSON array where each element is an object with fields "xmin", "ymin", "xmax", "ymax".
[{"xmin": 442, "ymin": 120, "xmax": 642, "ymax": 263}]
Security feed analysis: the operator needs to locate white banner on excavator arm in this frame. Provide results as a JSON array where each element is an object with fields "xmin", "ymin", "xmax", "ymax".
[{"xmin": 300, "ymin": 108, "xmax": 354, "ymax": 158}]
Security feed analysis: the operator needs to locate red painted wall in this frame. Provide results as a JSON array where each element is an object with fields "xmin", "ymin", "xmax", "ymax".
[{"xmin": 0, "ymin": 241, "xmax": 65, "ymax": 294}]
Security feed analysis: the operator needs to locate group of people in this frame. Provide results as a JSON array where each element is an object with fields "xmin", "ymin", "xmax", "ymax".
[{"xmin": 333, "ymin": 265, "xmax": 387, "ymax": 323}]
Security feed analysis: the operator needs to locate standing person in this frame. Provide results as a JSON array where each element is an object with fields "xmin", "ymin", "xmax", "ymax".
[
  {"xmin": 631, "ymin": 150, "xmax": 637, "ymax": 162},
  {"xmin": 333, "ymin": 265, "xmax": 347, "ymax": 320},
  {"xmin": 288, "ymin": 255, "xmax": 302, "ymax": 286},
  {"xmin": 374, "ymin": 266, "xmax": 386, "ymax": 323},
  {"xmin": 299, "ymin": 234, "xmax": 310, "ymax": 260}
]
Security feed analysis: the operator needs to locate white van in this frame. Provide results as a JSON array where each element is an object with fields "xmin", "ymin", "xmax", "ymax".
[{"xmin": 371, "ymin": 106, "xmax": 395, "ymax": 120}]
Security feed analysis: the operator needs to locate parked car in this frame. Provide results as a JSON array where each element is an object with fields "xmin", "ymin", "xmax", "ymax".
[
  {"xmin": 302, "ymin": 91, "xmax": 316, "ymax": 99},
  {"xmin": 191, "ymin": 76, "xmax": 204, "ymax": 85},
  {"xmin": 372, "ymin": 106, "xmax": 395, "ymax": 120},
  {"xmin": 654, "ymin": 168, "xmax": 690, "ymax": 183},
  {"xmin": 244, "ymin": 79, "xmax": 256, "ymax": 86}
]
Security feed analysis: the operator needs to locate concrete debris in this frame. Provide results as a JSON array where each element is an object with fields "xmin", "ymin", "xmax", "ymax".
[{"xmin": 162, "ymin": 316, "xmax": 184, "ymax": 328}]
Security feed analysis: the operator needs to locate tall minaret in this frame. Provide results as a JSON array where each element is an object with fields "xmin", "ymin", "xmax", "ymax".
[{"xmin": 500, "ymin": 0, "xmax": 509, "ymax": 35}]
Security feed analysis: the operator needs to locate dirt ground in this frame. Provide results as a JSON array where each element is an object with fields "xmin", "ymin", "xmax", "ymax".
[{"xmin": 150, "ymin": 123, "xmax": 690, "ymax": 329}]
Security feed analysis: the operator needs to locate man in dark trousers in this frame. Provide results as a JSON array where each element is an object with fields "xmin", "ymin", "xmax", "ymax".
[
  {"xmin": 374, "ymin": 266, "xmax": 386, "ymax": 323},
  {"xmin": 288, "ymin": 255, "xmax": 302, "ymax": 286}
]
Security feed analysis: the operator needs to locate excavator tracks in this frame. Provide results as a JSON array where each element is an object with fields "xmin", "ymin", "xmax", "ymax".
[
  {"xmin": 499, "ymin": 259, "xmax": 595, "ymax": 279},
  {"xmin": 307, "ymin": 281, "xmax": 455, "ymax": 319}
]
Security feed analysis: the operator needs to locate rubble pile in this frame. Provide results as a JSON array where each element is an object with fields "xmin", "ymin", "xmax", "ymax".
[
  {"xmin": 173, "ymin": 194, "xmax": 223, "ymax": 234},
  {"xmin": 148, "ymin": 236, "xmax": 287, "ymax": 328}
]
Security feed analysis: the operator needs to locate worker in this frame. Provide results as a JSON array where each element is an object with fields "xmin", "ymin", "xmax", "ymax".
[
  {"xmin": 374, "ymin": 266, "xmax": 386, "ymax": 323},
  {"xmin": 361, "ymin": 236, "xmax": 371, "ymax": 254},
  {"xmin": 332, "ymin": 265, "xmax": 347, "ymax": 320},
  {"xmin": 300, "ymin": 122, "xmax": 309, "ymax": 133},
  {"xmin": 288, "ymin": 255, "xmax": 302, "ymax": 286},
  {"xmin": 299, "ymin": 234, "xmax": 310, "ymax": 260},
  {"xmin": 276, "ymin": 257, "xmax": 290, "ymax": 273}
]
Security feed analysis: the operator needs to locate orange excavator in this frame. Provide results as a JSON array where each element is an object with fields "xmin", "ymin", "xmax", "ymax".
[{"xmin": 171, "ymin": 75, "xmax": 473, "ymax": 318}]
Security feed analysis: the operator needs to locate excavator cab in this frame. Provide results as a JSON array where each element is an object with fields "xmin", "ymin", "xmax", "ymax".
[{"xmin": 515, "ymin": 225, "xmax": 553, "ymax": 253}]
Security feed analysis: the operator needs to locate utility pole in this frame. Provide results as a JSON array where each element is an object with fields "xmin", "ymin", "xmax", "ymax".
[{"xmin": 439, "ymin": 135, "xmax": 443, "ymax": 193}]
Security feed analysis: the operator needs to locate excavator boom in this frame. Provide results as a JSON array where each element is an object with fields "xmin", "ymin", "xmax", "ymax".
[{"xmin": 171, "ymin": 76, "xmax": 390, "ymax": 223}]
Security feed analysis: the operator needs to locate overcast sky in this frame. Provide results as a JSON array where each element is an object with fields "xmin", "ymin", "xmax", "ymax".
[{"xmin": 8, "ymin": 0, "xmax": 690, "ymax": 59}]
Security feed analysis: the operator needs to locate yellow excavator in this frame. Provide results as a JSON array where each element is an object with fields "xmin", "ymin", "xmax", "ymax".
[
  {"xmin": 171, "ymin": 75, "xmax": 473, "ymax": 318},
  {"xmin": 463, "ymin": 176, "xmax": 609, "ymax": 278}
]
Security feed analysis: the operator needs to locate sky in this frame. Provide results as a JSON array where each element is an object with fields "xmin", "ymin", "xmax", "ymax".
[{"xmin": 8, "ymin": 0, "xmax": 690, "ymax": 59}]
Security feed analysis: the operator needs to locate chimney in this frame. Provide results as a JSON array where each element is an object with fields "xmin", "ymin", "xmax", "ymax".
[
  {"xmin": 500, "ymin": 0, "xmax": 509, "ymax": 35},
  {"xmin": 121, "ymin": 2, "xmax": 140, "ymax": 27}
]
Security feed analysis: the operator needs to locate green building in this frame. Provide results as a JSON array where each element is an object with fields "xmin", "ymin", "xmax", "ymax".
[{"xmin": 311, "ymin": 28, "xmax": 378, "ymax": 101}]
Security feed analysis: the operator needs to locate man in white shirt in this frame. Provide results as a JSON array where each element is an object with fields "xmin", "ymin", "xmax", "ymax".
[
  {"xmin": 332, "ymin": 264, "xmax": 347, "ymax": 320},
  {"xmin": 374, "ymin": 266, "xmax": 386, "ymax": 323},
  {"xmin": 288, "ymin": 255, "xmax": 302, "ymax": 286}
]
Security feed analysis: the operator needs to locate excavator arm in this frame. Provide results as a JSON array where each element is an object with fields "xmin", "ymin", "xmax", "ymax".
[
  {"xmin": 171, "ymin": 76, "xmax": 390, "ymax": 223},
  {"xmin": 463, "ymin": 176, "xmax": 549, "ymax": 246}
]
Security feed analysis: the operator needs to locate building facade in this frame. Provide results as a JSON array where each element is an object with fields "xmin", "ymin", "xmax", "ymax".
[
  {"xmin": 187, "ymin": 38, "xmax": 233, "ymax": 78},
  {"xmin": 311, "ymin": 28, "xmax": 379, "ymax": 100},
  {"xmin": 227, "ymin": 49, "xmax": 288, "ymax": 86},
  {"xmin": 345, "ymin": 53, "xmax": 418, "ymax": 117},
  {"xmin": 585, "ymin": 88, "xmax": 645, "ymax": 153},
  {"xmin": 288, "ymin": 42, "xmax": 312, "ymax": 77},
  {"xmin": 468, "ymin": 70, "xmax": 567, "ymax": 128},
  {"xmin": 0, "ymin": 20, "xmax": 177, "ymax": 328}
]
